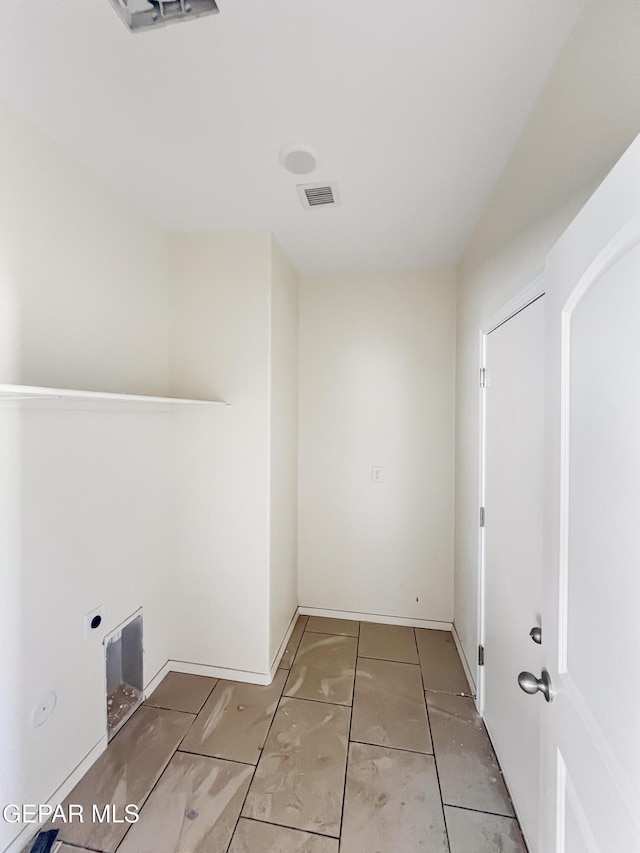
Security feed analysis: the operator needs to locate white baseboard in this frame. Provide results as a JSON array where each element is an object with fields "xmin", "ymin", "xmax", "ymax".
[
  {"xmin": 166, "ymin": 659, "xmax": 272, "ymax": 685},
  {"xmin": 144, "ymin": 660, "xmax": 172, "ymax": 698},
  {"xmin": 452, "ymin": 623, "xmax": 477, "ymax": 697},
  {"xmin": 299, "ymin": 605, "xmax": 452, "ymax": 632},
  {"xmin": 144, "ymin": 618, "xmax": 305, "ymax": 696},
  {"xmin": 3, "ymin": 736, "xmax": 108, "ymax": 853},
  {"xmin": 269, "ymin": 608, "xmax": 300, "ymax": 678}
]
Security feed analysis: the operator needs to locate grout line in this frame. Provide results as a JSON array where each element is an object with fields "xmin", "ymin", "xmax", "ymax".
[
  {"xmin": 176, "ymin": 748, "xmax": 256, "ymax": 767},
  {"xmin": 143, "ymin": 699, "xmax": 210, "ymax": 715},
  {"xmin": 357, "ymin": 654, "xmax": 420, "ymax": 666},
  {"xmin": 348, "ymin": 739, "xmax": 434, "ymax": 758},
  {"xmin": 423, "ymin": 689, "xmax": 520, "ymax": 823},
  {"xmin": 222, "ymin": 763, "xmax": 259, "ymax": 853},
  {"xmin": 145, "ymin": 672, "xmax": 219, "ymax": 718},
  {"xmin": 281, "ymin": 692, "xmax": 352, "ymax": 708},
  {"xmin": 425, "ymin": 687, "xmax": 476, "ymax": 698},
  {"xmin": 415, "ymin": 627, "xmax": 452, "ymax": 853},
  {"xmin": 240, "ymin": 815, "xmax": 340, "ymax": 841},
  {"xmin": 442, "ymin": 802, "xmax": 518, "ymax": 820},
  {"xmin": 109, "ymin": 703, "xmax": 200, "ymax": 851},
  {"xmin": 337, "ymin": 621, "xmax": 360, "ymax": 848},
  {"xmin": 223, "ymin": 661, "xmax": 292, "ymax": 853},
  {"xmin": 478, "ymin": 718, "xmax": 522, "ymax": 824},
  {"xmin": 304, "ymin": 629, "xmax": 360, "ymax": 639}
]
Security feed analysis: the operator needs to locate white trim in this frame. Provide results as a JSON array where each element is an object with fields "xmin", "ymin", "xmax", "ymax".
[
  {"xmin": 480, "ymin": 272, "xmax": 545, "ymax": 335},
  {"xmin": 3, "ymin": 737, "xmax": 108, "ymax": 853},
  {"xmin": 298, "ymin": 606, "xmax": 452, "ymax": 631},
  {"xmin": 269, "ymin": 607, "xmax": 300, "ymax": 677},
  {"xmin": 142, "ymin": 608, "xmax": 303, "ymax": 698},
  {"xmin": 144, "ymin": 660, "xmax": 172, "ymax": 698},
  {"xmin": 0, "ymin": 383, "xmax": 227, "ymax": 408},
  {"xmin": 452, "ymin": 622, "xmax": 477, "ymax": 697},
  {"xmin": 477, "ymin": 324, "xmax": 487, "ymax": 713},
  {"xmin": 166, "ymin": 659, "xmax": 273, "ymax": 685},
  {"xmin": 477, "ymin": 273, "xmax": 545, "ymax": 716}
]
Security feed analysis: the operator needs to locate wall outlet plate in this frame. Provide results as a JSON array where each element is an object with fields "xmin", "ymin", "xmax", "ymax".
[{"xmin": 84, "ymin": 605, "xmax": 106, "ymax": 639}]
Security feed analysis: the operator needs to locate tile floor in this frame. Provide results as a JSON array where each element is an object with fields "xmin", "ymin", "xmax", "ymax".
[{"xmin": 32, "ymin": 617, "xmax": 528, "ymax": 853}]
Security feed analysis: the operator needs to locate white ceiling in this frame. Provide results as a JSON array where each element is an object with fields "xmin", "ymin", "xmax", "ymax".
[{"xmin": 0, "ymin": 0, "xmax": 584, "ymax": 275}]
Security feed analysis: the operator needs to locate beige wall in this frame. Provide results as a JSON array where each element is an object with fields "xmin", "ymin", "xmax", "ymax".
[
  {"xmin": 0, "ymin": 103, "xmax": 171, "ymax": 853},
  {"xmin": 454, "ymin": 0, "xmax": 640, "ymax": 681},
  {"xmin": 0, "ymin": 102, "xmax": 168, "ymax": 394},
  {"xmin": 168, "ymin": 231, "xmax": 300, "ymax": 676},
  {"xmin": 298, "ymin": 269, "xmax": 456, "ymax": 624},
  {"xmin": 168, "ymin": 231, "xmax": 273, "ymax": 675},
  {"xmin": 269, "ymin": 237, "xmax": 300, "ymax": 663}
]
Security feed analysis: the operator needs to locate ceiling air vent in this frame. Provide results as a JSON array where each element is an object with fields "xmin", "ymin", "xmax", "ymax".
[
  {"xmin": 109, "ymin": 0, "xmax": 219, "ymax": 33},
  {"xmin": 297, "ymin": 182, "xmax": 341, "ymax": 210}
]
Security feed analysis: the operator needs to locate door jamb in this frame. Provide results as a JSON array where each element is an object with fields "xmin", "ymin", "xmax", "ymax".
[{"xmin": 476, "ymin": 273, "xmax": 545, "ymax": 716}]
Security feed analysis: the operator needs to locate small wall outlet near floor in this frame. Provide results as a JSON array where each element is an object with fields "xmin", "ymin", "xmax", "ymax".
[
  {"xmin": 84, "ymin": 605, "xmax": 106, "ymax": 639},
  {"xmin": 372, "ymin": 466, "xmax": 383, "ymax": 482}
]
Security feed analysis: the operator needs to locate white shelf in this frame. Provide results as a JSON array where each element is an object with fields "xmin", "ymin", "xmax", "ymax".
[{"xmin": 0, "ymin": 384, "xmax": 228, "ymax": 409}]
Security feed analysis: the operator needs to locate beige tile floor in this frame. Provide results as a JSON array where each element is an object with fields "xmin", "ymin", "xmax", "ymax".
[{"xmin": 32, "ymin": 617, "xmax": 528, "ymax": 853}]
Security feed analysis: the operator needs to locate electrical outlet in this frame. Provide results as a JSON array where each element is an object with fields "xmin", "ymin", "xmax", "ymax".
[
  {"xmin": 372, "ymin": 466, "xmax": 383, "ymax": 482},
  {"xmin": 84, "ymin": 605, "xmax": 106, "ymax": 639}
]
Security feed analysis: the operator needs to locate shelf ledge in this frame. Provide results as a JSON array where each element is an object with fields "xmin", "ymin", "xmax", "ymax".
[{"xmin": 0, "ymin": 384, "xmax": 228, "ymax": 409}]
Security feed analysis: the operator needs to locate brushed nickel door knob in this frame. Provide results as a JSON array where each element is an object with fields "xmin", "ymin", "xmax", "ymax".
[{"xmin": 518, "ymin": 669, "xmax": 553, "ymax": 702}]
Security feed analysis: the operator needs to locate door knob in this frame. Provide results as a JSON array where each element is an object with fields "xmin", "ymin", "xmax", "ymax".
[
  {"xmin": 518, "ymin": 669, "xmax": 553, "ymax": 702},
  {"xmin": 529, "ymin": 626, "xmax": 542, "ymax": 645}
]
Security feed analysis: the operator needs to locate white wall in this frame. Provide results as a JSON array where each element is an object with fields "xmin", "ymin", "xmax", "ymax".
[
  {"xmin": 0, "ymin": 119, "xmax": 300, "ymax": 845},
  {"xmin": 0, "ymin": 103, "xmax": 171, "ymax": 852},
  {"xmin": 298, "ymin": 269, "xmax": 456, "ymax": 624},
  {"xmin": 168, "ymin": 232, "xmax": 272, "ymax": 677},
  {"xmin": 454, "ymin": 0, "xmax": 640, "ymax": 683},
  {"xmin": 268, "ymin": 237, "xmax": 299, "ymax": 664},
  {"xmin": 0, "ymin": 103, "xmax": 168, "ymax": 394},
  {"xmin": 168, "ymin": 231, "xmax": 300, "ymax": 678}
]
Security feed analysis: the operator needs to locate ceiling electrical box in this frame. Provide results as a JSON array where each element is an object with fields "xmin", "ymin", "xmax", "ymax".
[{"xmin": 108, "ymin": 0, "xmax": 219, "ymax": 33}]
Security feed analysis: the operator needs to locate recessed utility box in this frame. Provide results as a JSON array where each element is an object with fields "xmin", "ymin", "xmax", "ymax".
[
  {"xmin": 108, "ymin": 0, "xmax": 219, "ymax": 33},
  {"xmin": 105, "ymin": 612, "xmax": 143, "ymax": 739}
]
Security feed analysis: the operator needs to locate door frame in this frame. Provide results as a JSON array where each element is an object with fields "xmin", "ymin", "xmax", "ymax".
[{"xmin": 476, "ymin": 272, "xmax": 545, "ymax": 716}]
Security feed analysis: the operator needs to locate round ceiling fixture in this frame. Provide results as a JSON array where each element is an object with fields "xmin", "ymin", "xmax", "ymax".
[{"xmin": 279, "ymin": 143, "xmax": 318, "ymax": 175}]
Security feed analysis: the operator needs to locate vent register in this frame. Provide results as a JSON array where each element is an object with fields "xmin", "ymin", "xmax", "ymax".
[
  {"xmin": 108, "ymin": 0, "xmax": 219, "ymax": 32},
  {"xmin": 106, "ymin": 8, "xmax": 342, "ymax": 209},
  {"xmin": 297, "ymin": 182, "xmax": 341, "ymax": 209}
]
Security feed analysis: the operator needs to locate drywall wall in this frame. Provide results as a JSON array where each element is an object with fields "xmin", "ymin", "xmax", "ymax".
[
  {"xmin": 268, "ymin": 237, "xmax": 299, "ymax": 664},
  {"xmin": 0, "ymin": 102, "xmax": 168, "ymax": 394},
  {"xmin": 298, "ymin": 269, "xmax": 456, "ymax": 623},
  {"xmin": 1, "ymin": 103, "xmax": 300, "ymax": 852},
  {"xmin": 168, "ymin": 232, "xmax": 273, "ymax": 677},
  {"xmin": 454, "ymin": 0, "xmax": 640, "ymax": 683},
  {"xmin": 0, "ymin": 104, "xmax": 171, "ymax": 853},
  {"xmin": 168, "ymin": 231, "xmax": 300, "ymax": 677}
]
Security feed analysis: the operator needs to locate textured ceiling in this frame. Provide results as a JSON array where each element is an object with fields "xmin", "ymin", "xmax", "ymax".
[{"xmin": 0, "ymin": 0, "xmax": 585, "ymax": 274}]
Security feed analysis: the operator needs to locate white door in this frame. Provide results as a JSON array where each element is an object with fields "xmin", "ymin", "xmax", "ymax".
[
  {"xmin": 483, "ymin": 295, "xmax": 544, "ymax": 852},
  {"xmin": 541, "ymin": 137, "xmax": 640, "ymax": 851}
]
